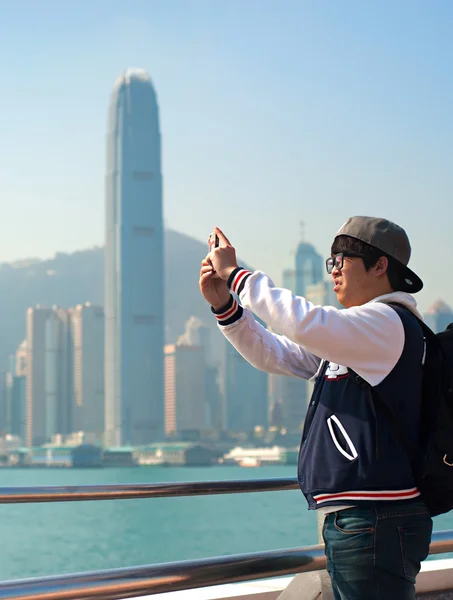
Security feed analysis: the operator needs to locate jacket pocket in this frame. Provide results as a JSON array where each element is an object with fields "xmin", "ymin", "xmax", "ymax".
[{"xmin": 327, "ymin": 415, "xmax": 358, "ymax": 461}]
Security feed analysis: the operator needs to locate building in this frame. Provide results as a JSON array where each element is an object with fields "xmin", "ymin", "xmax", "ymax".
[
  {"xmin": 22, "ymin": 303, "xmax": 107, "ymax": 447},
  {"xmin": 268, "ymin": 375, "xmax": 307, "ymax": 432},
  {"xmin": 205, "ymin": 364, "xmax": 223, "ymax": 431},
  {"xmin": 282, "ymin": 239, "xmax": 323, "ymax": 298},
  {"xmin": 29, "ymin": 444, "xmax": 102, "ymax": 468},
  {"xmin": 176, "ymin": 316, "xmax": 222, "ymax": 430},
  {"xmin": 15, "ymin": 340, "xmax": 27, "ymax": 376},
  {"xmin": 164, "ymin": 343, "xmax": 207, "ymax": 437},
  {"xmin": 424, "ymin": 300, "xmax": 453, "ymax": 333},
  {"xmin": 223, "ymin": 340, "xmax": 268, "ymax": 432},
  {"xmin": 3, "ymin": 341, "xmax": 29, "ymax": 440},
  {"xmin": 0, "ymin": 373, "xmax": 6, "ymax": 432},
  {"xmin": 102, "ymin": 447, "xmax": 137, "ymax": 467},
  {"xmin": 4, "ymin": 373, "xmax": 26, "ymax": 440},
  {"xmin": 53, "ymin": 308, "xmax": 74, "ymax": 438},
  {"xmin": 72, "ymin": 303, "xmax": 104, "ymax": 440},
  {"xmin": 104, "ymin": 68, "xmax": 164, "ymax": 446},
  {"xmin": 26, "ymin": 307, "xmax": 50, "ymax": 445},
  {"xmin": 25, "ymin": 307, "xmax": 73, "ymax": 446},
  {"xmin": 135, "ymin": 442, "xmax": 215, "ymax": 466}
]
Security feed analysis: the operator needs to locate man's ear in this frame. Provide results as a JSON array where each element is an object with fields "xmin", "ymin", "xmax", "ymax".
[{"xmin": 375, "ymin": 256, "xmax": 389, "ymax": 277}]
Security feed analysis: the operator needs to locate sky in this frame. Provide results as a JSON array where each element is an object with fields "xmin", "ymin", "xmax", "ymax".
[{"xmin": 0, "ymin": 0, "xmax": 452, "ymax": 312}]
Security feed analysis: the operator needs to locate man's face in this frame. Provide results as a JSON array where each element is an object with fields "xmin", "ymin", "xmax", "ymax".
[{"xmin": 331, "ymin": 254, "xmax": 376, "ymax": 308}]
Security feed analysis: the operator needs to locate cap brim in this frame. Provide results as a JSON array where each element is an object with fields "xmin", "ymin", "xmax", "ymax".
[{"xmin": 397, "ymin": 264, "xmax": 423, "ymax": 294}]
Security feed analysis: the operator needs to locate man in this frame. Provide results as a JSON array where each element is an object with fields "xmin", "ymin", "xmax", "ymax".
[{"xmin": 199, "ymin": 216, "xmax": 432, "ymax": 600}]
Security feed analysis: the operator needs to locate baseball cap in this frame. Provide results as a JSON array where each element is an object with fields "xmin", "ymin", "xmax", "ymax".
[{"xmin": 335, "ymin": 216, "xmax": 423, "ymax": 293}]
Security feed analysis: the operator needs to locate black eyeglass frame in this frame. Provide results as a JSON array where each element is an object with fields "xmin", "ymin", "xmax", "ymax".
[{"xmin": 325, "ymin": 252, "xmax": 366, "ymax": 274}]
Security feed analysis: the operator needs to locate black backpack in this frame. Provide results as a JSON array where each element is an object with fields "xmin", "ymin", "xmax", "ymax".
[
  {"xmin": 414, "ymin": 321, "xmax": 453, "ymax": 516},
  {"xmin": 370, "ymin": 307, "xmax": 453, "ymax": 517}
]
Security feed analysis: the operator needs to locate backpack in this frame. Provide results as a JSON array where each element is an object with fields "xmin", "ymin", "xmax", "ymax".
[
  {"xmin": 414, "ymin": 321, "xmax": 453, "ymax": 516},
  {"xmin": 369, "ymin": 306, "xmax": 453, "ymax": 517}
]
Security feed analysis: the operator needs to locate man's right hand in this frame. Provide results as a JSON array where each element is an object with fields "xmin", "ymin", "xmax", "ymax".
[{"xmin": 199, "ymin": 257, "xmax": 231, "ymax": 311}]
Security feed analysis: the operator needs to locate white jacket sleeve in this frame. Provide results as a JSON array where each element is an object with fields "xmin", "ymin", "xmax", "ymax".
[
  {"xmin": 211, "ymin": 295, "xmax": 321, "ymax": 380},
  {"xmin": 226, "ymin": 268, "xmax": 408, "ymax": 387}
]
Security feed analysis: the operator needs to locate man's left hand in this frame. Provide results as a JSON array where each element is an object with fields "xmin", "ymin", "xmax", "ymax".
[{"xmin": 208, "ymin": 227, "xmax": 239, "ymax": 281}]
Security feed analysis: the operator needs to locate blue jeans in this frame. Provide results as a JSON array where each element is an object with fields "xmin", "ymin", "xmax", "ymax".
[{"xmin": 322, "ymin": 501, "xmax": 433, "ymax": 600}]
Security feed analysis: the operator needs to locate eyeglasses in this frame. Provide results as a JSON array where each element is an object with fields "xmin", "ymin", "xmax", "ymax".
[{"xmin": 325, "ymin": 253, "xmax": 365, "ymax": 274}]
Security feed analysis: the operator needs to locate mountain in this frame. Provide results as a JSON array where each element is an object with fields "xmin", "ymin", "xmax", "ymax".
[{"xmin": 0, "ymin": 230, "xmax": 252, "ymax": 370}]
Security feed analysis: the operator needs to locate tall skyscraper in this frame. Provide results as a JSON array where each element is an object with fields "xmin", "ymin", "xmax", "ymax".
[
  {"xmin": 25, "ymin": 306, "xmax": 73, "ymax": 446},
  {"xmin": 282, "ymin": 241, "xmax": 323, "ymax": 297},
  {"xmin": 72, "ymin": 303, "xmax": 105, "ymax": 439},
  {"xmin": 104, "ymin": 68, "xmax": 164, "ymax": 446}
]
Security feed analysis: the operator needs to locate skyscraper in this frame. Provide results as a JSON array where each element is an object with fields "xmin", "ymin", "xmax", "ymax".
[
  {"xmin": 164, "ymin": 343, "xmax": 207, "ymax": 437},
  {"xmin": 104, "ymin": 68, "xmax": 164, "ymax": 446},
  {"xmin": 176, "ymin": 316, "xmax": 221, "ymax": 430},
  {"xmin": 72, "ymin": 303, "xmax": 104, "ymax": 439},
  {"xmin": 4, "ymin": 369, "xmax": 26, "ymax": 441},
  {"xmin": 25, "ymin": 306, "xmax": 73, "ymax": 446},
  {"xmin": 282, "ymin": 243, "xmax": 323, "ymax": 296},
  {"xmin": 26, "ymin": 307, "xmax": 51, "ymax": 446}
]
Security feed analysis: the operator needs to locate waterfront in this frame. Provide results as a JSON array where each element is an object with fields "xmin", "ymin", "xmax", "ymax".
[{"xmin": 1, "ymin": 465, "xmax": 453, "ymax": 582}]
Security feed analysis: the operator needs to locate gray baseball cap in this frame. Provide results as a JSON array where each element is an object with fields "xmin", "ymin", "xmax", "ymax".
[{"xmin": 335, "ymin": 216, "xmax": 423, "ymax": 293}]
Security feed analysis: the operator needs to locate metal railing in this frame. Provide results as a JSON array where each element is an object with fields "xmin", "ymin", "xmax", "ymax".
[
  {"xmin": 0, "ymin": 478, "xmax": 451, "ymax": 600},
  {"xmin": 0, "ymin": 477, "xmax": 299, "ymax": 504},
  {"xmin": 0, "ymin": 543, "xmax": 326, "ymax": 600}
]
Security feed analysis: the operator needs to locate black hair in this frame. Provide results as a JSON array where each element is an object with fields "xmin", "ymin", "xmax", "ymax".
[{"xmin": 331, "ymin": 235, "xmax": 403, "ymax": 291}]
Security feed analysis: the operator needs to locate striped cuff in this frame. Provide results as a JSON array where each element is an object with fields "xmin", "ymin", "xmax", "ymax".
[
  {"xmin": 227, "ymin": 267, "xmax": 251, "ymax": 296},
  {"xmin": 211, "ymin": 295, "xmax": 243, "ymax": 326}
]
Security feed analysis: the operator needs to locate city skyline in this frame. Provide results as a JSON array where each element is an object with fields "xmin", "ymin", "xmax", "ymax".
[
  {"xmin": 104, "ymin": 68, "xmax": 165, "ymax": 446},
  {"xmin": 1, "ymin": 267, "xmax": 452, "ymax": 448}
]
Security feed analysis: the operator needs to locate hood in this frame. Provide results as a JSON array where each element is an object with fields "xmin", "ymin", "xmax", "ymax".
[{"xmin": 371, "ymin": 291, "xmax": 423, "ymax": 321}]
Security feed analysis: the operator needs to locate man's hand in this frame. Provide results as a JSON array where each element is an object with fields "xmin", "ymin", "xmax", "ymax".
[
  {"xmin": 199, "ymin": 258, "xmax": 231, "ymax": 311},
  {"xmin": 208, "ymin": 227, "xmax": 239, "ymax": 281}
]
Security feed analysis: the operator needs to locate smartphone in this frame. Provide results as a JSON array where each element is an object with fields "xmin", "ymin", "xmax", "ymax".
[
  {"xmin": 208, "ymin": 233, "xmax": 219, "ymax": 251},
  {"xmin": 208, "ymin": 233, "xmax": 220, "ymax": 277}
]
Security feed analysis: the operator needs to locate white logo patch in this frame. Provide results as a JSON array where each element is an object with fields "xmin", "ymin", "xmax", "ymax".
[{"xmin": 325, "ymin": 363, "xmax": 349, "ymax": 379}]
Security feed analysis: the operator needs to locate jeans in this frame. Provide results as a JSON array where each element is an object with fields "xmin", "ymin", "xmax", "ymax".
[{"xmin": 322, "ymin": 501, "xmax": 433, "ymax": 600}]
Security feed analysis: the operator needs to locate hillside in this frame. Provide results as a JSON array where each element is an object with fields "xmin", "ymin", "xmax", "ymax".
[{"xmin": 0, "ymin": 230, "xmax": 252, "ymax": 369}]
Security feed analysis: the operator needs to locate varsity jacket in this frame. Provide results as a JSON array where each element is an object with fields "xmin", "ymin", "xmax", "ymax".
[{"xmin": 213, "ymin": 267, "xmax": 426, "ymax": 510}]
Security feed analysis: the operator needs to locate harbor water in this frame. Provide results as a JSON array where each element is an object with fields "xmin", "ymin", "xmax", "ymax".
[{"xmin": 1, "ymin": 465, "xmax": 453, "ymax": 581}]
